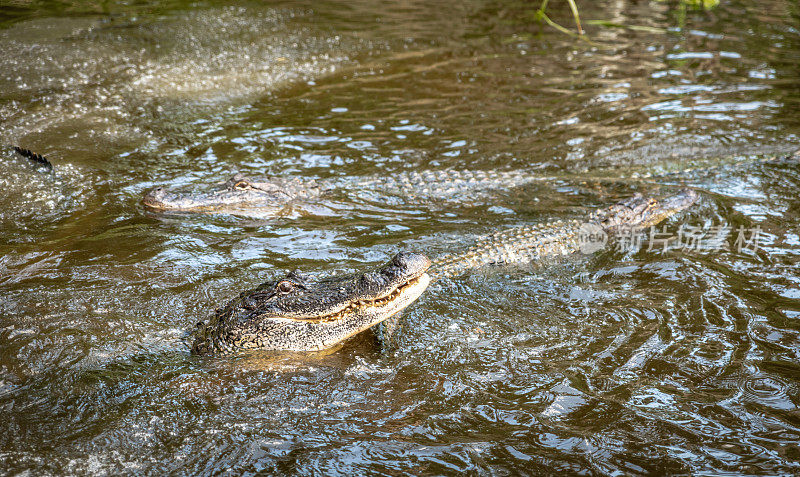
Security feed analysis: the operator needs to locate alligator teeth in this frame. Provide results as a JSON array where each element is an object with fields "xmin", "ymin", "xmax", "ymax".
[{"xmin": 299, "ymin": 276, "xmax": 423, "ymax": 323}]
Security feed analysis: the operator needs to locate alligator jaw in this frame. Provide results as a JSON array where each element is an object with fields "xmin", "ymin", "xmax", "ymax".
[
  {"xmin": 192, "ymin": 252, "xmax": 431, "ymax": 355},
  {"xmin": 592, "ymin": 188, "xmax": 699, "ymax": 230},
  {"xmin": 284, "ymin": 271, "xmax": 430, "ymax": 351},
  {"xmin": 274, "ymin": 273, "xmax": 429, "ymax": 324},
  {"xmin": 142, "ymin": 186, "xmax": 215, "ymax": 211},
  {"xmin": 142, "ymin": 184, "xmax": 262, "ymax": 213}
]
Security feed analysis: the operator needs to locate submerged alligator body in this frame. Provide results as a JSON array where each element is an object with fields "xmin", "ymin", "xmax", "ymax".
[
  {"xmin": 142, "ymin": 150, "xmax": 796, "ymax": 218},
  {"xmin": 194, "ymin": 189, "xmax": 698, "ymax": 355},
  {"xmin": 143, "ymin": 170, "xmax": 541, "ymax": 217}
]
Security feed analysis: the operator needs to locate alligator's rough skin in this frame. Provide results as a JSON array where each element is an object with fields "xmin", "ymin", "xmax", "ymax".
[
  {"xmin": 143, "ymin": 170, "xmax": 546, "ymax": 217},
  {"xmin": 195, "ymin": 189, "xmax": 697, "ymax": 355},
  {"xmin": 430, "ymin": 189, "xmax": 699, "ymax": 280},
  {"xmin": 144, "ymin": 173, "xmax": 325, "ymax": 216},
  {"xmin": 192, "ymin": 252, "xmax": 431, "ymax": 355}
]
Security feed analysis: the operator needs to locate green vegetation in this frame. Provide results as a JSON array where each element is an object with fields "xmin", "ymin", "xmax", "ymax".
[
  {"xmin": 667, "ymin": 0, "xmax": 720, "ymax": 10},
  {"xmin": 534, "ymin": 0, "xmax": 720, "ymax": 39},
  {"xmin": 533, "ymin": 0, "xmax": 585, "ymax": 39}
]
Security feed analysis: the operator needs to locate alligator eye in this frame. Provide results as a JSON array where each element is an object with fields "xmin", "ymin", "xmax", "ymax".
[
  {"xmin": 276, "ymin": 281, "xmax": 293, "ymax": 294},
  {"xmin": 234, "ymin": 181, "xmax": 251, "ymax": 190}
]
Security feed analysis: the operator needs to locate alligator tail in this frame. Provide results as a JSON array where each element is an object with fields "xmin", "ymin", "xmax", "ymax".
[{"xmin": 9, "ymin": 145, "xmax": 54, "ymax": 171}]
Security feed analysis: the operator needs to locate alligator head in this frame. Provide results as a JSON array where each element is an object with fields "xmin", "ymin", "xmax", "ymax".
[
  {"xmin": 191, "ymin": 252, "xmax": 431, "ymax": 355},
  {"xmin": 143, "ymin": 173, "xmax": 321, "ymax": 215},
  {"xmin": 591, "ymin": 188, "xmax": 699, "ymax": 230}
]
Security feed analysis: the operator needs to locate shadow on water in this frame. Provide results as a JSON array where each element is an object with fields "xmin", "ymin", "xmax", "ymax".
[{"xmin": 1, "ymin": 0, "xmax": 800, "ymax": 474}]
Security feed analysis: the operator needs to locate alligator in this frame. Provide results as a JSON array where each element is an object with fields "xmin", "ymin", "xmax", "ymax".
[
  {"xmin": 430, "ymin": 188, "xmax": 699, "ymax": 280},
  {"xmin": 143, "ymin": 170, "xmax": 543, "ymax": 217},
  {"xmin": 191, "ymin": 188, "xmax": 698, "ymax": 355},
  {"xmin": 191, "ymin": 251, "xmax": 431, "ymax": 355},
  {"xmin": 142, "ymin": 150, "xmax": 796, "ymax": 218}
]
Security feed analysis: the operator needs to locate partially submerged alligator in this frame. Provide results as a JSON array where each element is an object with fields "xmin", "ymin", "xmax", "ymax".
[
  {"xmin": 143, "ymin": 170, "xmax": 544, "ymax": 217},
  {"xmin": 142, "ymin": 149, "xmax": 796, "ymax": 218},
  {"xmin": 192, "ymin": 188, "xmax": 698, "ymax": 355},
  {"xmin": 191, "ymin": 251, "xmax": 432, "ymax": 354},
  {"xmin": 430, "ymin": 188, "xmax": 698, "ymax": 280},
  {"xmin": 5, "ymin": 144, "xmax": 788, "ymax": 219}
]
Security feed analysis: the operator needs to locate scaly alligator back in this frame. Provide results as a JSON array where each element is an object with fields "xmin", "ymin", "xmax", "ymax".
[
  {"xmin": 351, "ymin": 169, "xmax": 537, "ymax": 200},
  {"xmin": 430, "ymin": 189, "xmax": 699, "ymax": 280}
]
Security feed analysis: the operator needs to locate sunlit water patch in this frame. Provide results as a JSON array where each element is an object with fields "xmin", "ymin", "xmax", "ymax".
[
  {"xmin": 0, "ymin": 148, "xmax": 93, "ymax": 238},
  {"xmin": 0, "ymin": 4, "xmax": 374, "ymax": 161}
]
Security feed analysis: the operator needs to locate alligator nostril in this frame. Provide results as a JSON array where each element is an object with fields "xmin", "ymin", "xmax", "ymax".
[{"xmin": 390, "ymin": 252, "xmax": 430, "ymax": 272}]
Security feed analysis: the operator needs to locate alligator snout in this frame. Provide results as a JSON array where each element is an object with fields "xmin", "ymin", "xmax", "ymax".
[
  {"xmin": 356, "ymin": 252, "xmax": 430, "ymax": 293},
  {"xmin": 380, "ymin": 252, "xmax": 431, "ymax": 280},
  {"xmin": 194, "ymin": 251, "xmax": 432, "ymax": 354},
  {"xmin": 142, "ymin": 187, "xmax": 169, "ymax": 209},
  {"xmin": 391, "ymin": 251, "xmax": 431, "ymax": 270}
]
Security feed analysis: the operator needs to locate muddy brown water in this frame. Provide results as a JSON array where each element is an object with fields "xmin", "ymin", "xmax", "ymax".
[{"xmin": 1, "ymin": 0, "xmax": 799, "ymax": 474}]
